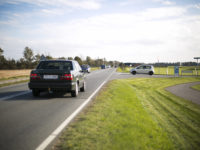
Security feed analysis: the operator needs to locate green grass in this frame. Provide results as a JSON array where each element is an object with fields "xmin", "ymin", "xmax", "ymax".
[
  {"xmin": 55, "ymin": 77, "xmax": 200, "ymax": 150},
  {"xmin": 191, "ymin": 84, "xmax": 200, "ymax": 91},
  {"xmin": 117, "ymin": 67, "xmax": 131, "ymax": 73},
  {"xmin": 90, "ymin": 67, "xmax": 100, "ymax": 71}
]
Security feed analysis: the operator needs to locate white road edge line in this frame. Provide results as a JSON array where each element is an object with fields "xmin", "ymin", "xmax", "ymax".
[
  {"xmin": 36, "ymin": 69, "xmax": 116, "ymax": 150},
  {"xmin": 0, "ymin": 91, "xmax": 31, "ymax": 101}
]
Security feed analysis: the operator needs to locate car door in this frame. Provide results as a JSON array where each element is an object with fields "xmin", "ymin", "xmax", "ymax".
[
  {"xmin": 136, "ymin": 66, "xmax": 144, "ymax": 74},
  {"xmin": 75, "ymin": 62, "xmax": 84, "ymax": 86},
  {"xmin": 142, "ymin": 65, "xmax": 149, "ymax": 74}
]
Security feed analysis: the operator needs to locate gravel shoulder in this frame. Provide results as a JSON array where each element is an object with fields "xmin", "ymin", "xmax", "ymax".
[{"xmin": 166, "ymin": 81, "xmax": 200, "ymax": 105}]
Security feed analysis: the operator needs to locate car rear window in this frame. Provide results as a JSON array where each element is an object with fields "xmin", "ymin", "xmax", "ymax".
[{"xmin": 37, "ymin": 61, "xmax": 73, "ymax": 70}]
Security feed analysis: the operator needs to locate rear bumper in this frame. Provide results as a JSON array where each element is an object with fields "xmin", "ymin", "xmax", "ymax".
[{"xmin": 28, "ymin": 81, "xmax": 76, "ymax": 91}]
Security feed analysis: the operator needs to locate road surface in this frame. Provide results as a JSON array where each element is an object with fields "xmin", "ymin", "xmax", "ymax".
[
  {"xmin": 166, "ymin": 81, "xmax": 200, "ymax": 105},
  {"xmin": 0, "ymin": 68, "xmax": 118, "ymax": 150}
]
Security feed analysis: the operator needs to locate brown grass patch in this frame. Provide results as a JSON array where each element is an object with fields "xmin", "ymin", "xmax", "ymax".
[{"xmin": 0, "ymin": 69, "xmax": 31, "ymax": 79}]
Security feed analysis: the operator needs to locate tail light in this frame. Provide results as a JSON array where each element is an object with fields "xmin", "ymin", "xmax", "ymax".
[
  {"xmin": 61, "ymin": 74, "xmax": 73, "ymax": 80},
  {"xmin": 30, "ymin": 73, "xmax": 41, "ymax": 80}
]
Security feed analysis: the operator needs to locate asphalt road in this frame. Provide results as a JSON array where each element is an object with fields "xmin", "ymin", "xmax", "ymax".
[
  {"xmin": 166, "ymin": 81, "xmax": 200, "ymax": 105},
  {"xmin": 0, "ymin": 68, "xmax": 117, "ymax": 150}
]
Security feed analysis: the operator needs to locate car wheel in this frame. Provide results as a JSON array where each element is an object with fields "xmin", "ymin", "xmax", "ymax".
[
  {"xmin": 149, "ymin": 71, "xmax": 153, "ymax": 75},
  {"xmin": 80, "ymin": 81, "xmax": 86, "ymax": 92},
  {"xmin": 32, "ymin": 89, "xmax": 40, "ymax": 97},
  {"xmin": 131, "ymin": 71, "xmax": 136, "ymax": 75},
  {"xmin": 71, "ymin": 82, "xmax": 79, "ymax": 97}
]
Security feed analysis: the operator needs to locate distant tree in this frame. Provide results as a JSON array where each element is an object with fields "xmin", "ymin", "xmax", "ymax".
[
  {"xmin": 0, "ymin": 47, "xmax": 7, "ymax": 69},
  {"xmin": 45, "ymin": 55, "xmax": 53, "ymax": 60},
  {"xmin": 23, "ymin": 47, "xmax": 34, "ymax": 68},
  {"xmin": 86, "ymin": 56, "xmax": 92, "ymax": 66},
  {"xmin": 24, "ymin": 47, "xmax": 34, "ymax": 63},
  {"xmin": 68, "ymin": 57, "xmax": 73, "ymax": 60},
  {"xmin": 74, "ymin": 56, "xmax": 83, "ymax": 65},
  {"xmin": 34, "ymin": 53, "xmax": 41, "ymax": 62},
  {"xmin": 58, "ymin": 57, "xmax": 66, "ymax": 60},
  {"xmin": 6, "ymin": 58, "xmax": 16, "ymax": 69},
  {"xmin": 0, "ymin": 47, "xmax": 3, "ymax": 56},
  {"xmin": 19, "ymin": 58, "xmax": 26, "ymax": 69}
]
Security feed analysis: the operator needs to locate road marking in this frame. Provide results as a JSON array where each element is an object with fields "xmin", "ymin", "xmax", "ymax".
[
  {"xmin": 36, "ymin": 69, "xmax": 115, "ymax": 150},
  {"xmin": 0, "ymin": 91, "xmax": 31, "ymax": 101}
]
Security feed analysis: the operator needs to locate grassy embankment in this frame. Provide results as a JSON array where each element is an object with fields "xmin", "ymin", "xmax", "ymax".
[
  {"xmin": 90, "ymin": 67, "xmax": 100, "ymax": 71},
  {"xmin": 191, "ymin": 84, "xmax": 200, "ymax": 91},
  {"xmin": 118, "ymin": 66, "xmax": 200, "ymax": 75},
  {"xmin": 55, "ymin": 77, "xmax": 200, "ymax": 150}
]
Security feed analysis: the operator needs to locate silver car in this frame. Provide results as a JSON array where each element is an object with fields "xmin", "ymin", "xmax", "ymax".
[{"xmin": 130, "ymin": 65, "xmax": 154, "ymax": 75}]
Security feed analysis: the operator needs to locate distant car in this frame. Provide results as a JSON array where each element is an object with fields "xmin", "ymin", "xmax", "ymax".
[
  {"xmin": 101, "ymin": 65, "xmax": 106, "ymax": 69},
  {"xmin": 130, "ymin": 65, "xmax": 154, "ymax": 75},
  {"xmin": 28, "ymin": 60, "xmax": 85, "ymax": 97},
  {"xmin": 81, "ymin": 64, "xmax": 91, "ymax": 73}
]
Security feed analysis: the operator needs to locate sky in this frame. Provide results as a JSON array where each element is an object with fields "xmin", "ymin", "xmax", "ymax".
[{"xmin": 0, "ymin": 0, "xmax": 200, "ymax": 63}]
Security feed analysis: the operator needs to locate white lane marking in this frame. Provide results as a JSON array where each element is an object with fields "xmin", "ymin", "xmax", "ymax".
[
  {"xmin": 0, "ymin": 91, "xmax": 31, "ymax": 101},
  {"xmin": 36, "ymin": 69, "xmax": 115, "ymax": 150}
]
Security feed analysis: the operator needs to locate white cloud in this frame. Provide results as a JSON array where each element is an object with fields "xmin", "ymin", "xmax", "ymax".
[
  {"xmin": 0, "ymin": 0, "xmax": 102, "ymax": 10},
  {"xmin": 194, "ymin": 3, "xmax": 200, "ymax": 9},
  {"xmin": 139, "ymin": 7, "xmax": 186, "ymax": 19},
  {"xmin": 1, "ymin": 6, "xmax": 200, "ymax": 62},
  {"xmin": 153, "ymin": 0, "xmax": 175, "ymax": 5}
]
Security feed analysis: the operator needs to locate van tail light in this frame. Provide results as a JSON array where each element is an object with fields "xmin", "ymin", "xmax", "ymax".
[
  {"xmin": 61, "ymin": 74, "xmax": 73, "ymax": 80},
  {"xmin": 30, "ymin": 73, "xmax": 41, "ymax": 80}
]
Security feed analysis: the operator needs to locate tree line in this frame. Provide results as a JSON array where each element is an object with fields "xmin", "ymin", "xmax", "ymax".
[
  {"xmin": 0, "ymin": 47, "xmax": 198, "ymax": 70},
  {"xmin": 0, "ymin": 47, "xmax": 120, "ymax": 70}
]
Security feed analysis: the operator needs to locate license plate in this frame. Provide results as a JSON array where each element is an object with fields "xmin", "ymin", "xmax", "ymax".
[{"xmin": 43, "ymin": 75, "xmax": 58, "ymax": 79}]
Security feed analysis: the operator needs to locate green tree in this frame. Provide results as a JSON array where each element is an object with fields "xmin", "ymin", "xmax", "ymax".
[
  {"xmin": 34, "ymin": 53, "xmax": 41, "ymax": 62},
  {"xmin": 68, "ymin": 57, "xmax": 73, "ymax": 60},
  {"xmin": 0, "ymin": 47, "xmax": 3, "ymax": 56},
  {"xmin": 86, "ymin": 56, "xmax": 92, "ymax": 66},
  {"xmin": 0, "ymin": 47, "xmax": 7, "ymax": 69},
  {"xmin": 58, "ymin": 57, "xmax": 66, "ymax": 60},
  {"xmin": 45, "ymin": 55, "xmax": 53, "ymax": 60},
  {"xmin": 74, "ymin": 56, "xmax": 83, "ymax": 65},
  {"xmin": 23, "ymin": 47, "xmax": 34, "ymax": 68}
]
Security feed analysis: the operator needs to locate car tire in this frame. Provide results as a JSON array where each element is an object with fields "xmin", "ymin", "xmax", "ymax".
[
  {"xmin": 71, "ymin": 82, "xmax": 79, "ymax": 97},
  {"xmin": 131, "ymin": 71, "xmax": 136, "ymax": 75},
  {"xmin": 80, "ymin": 81, "xmax": 86, "ymax": 92},
  {"xmin": 149, "ymin": 71, "xmax": 153, "ymax": 75},
  {"xmin": 32, "ymin": 89, "xmax": 40, "ymax": 97}
]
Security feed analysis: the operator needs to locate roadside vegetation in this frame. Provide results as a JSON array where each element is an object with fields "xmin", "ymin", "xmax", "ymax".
[
  {"xmin": 55, "ymin": 77, "xmax": 200, "ymax": 150},
  {"xmin": 0, "ymin": 69, "xmax": 31, "ymax": 80},
  {"xmin": 191, "ymin": 84, "xmax": 200, "ymax": 91}
]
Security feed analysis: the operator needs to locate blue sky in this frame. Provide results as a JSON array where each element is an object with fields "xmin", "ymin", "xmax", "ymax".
[{"xmin": 0, "ymin": 0, "xmax": 200, "ymax": 63}]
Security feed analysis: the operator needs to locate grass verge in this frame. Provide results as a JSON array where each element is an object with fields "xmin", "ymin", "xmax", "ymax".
[
  {"xmin": 55, "ymin": 77, "xmax": 200, "ymax": 150},
  {"xmin": 0, "ymin": 79, "xmax": 29, "ymax": 88},
  {"xmin": 0, "ymin": 75, "xmax": 29, "ymax": 81},
  {"xmin": 91, "ymin": 67, "xmax": 100, "ymax": 72},
  {"xmin": 191, "ymin": 84, "xmax": 200, "ymax": 91}
]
